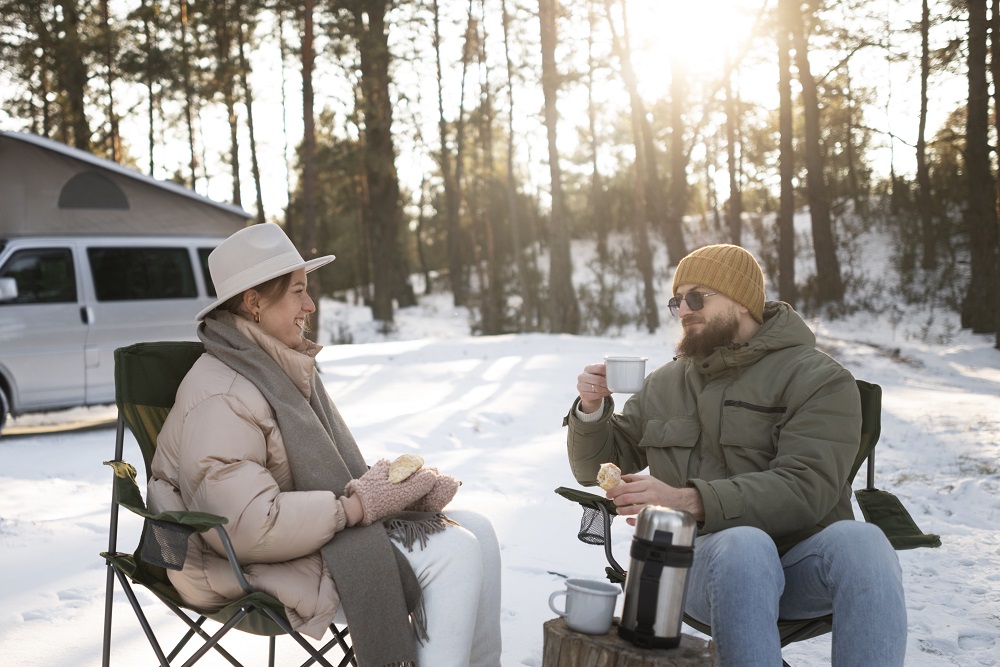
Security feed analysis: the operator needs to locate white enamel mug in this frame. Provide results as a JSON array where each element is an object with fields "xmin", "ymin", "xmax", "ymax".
[
  {"xmin": 604, "ymin": 355, "xmax": 648, "ymax": 393},
  {"xmin": 548, "ymin": 577, "xmax": 621, "ymax": 634}
]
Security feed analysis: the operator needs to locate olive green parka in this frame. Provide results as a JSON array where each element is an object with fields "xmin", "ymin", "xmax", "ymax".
[{"xmin": 566, "ymin": 301, "xmax": 861, "ymax": 554}]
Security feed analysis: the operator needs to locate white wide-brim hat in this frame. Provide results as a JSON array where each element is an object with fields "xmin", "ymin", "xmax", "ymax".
[{"xmin": 196, "ymin": 222, "xmax": 335, "ymax": 321}]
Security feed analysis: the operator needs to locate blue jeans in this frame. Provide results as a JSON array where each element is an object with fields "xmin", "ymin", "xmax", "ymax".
[{"xmin": 683, "ymin": 521, "xmax": 906, "ymax": 666}]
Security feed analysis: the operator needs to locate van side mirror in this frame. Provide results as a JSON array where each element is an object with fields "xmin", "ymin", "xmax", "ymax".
[{"xmin": 0, "ymin": 277, "xmax": 18, "ymax": 302}]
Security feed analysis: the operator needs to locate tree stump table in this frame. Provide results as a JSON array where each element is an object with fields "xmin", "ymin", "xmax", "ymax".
[{"xmin": 542, "ymin": 618, "xmax": 716, "ymax": 667}]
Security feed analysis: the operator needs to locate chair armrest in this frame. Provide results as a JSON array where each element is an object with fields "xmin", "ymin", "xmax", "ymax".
[
  {"xmin": 138, "ymin": 511, "xmax": 253, "ymax": 594},
  {"xmin": 211, "ymin": 525, "xmax": 255, "ymax": 595},
  {"xmin": 554, "ymin": 486, "xmax": 619, "ymax": 515},
  {"xmin": 855, "ymin": 488, "xmax": 942, "ymax": 550},
  {"xmin": 135, "ymin": 507, "xmax": 228, "ymax": 533},
  {"xmin": 105, "ymin": 459, "xmax": 227, "ymax": 532},
  {"xmin": 105, "ymin": 459, "xmax": 251, "ymax": 592}
]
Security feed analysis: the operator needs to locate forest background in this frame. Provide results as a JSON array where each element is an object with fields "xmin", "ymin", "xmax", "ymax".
[{"xmin": 1, "ymin": 0, "xmax": 999, "ymax": 349}]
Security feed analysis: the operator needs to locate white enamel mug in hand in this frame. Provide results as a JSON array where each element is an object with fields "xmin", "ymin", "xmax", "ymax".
[
  {"xmin": 604, "ymin": 355, "xmax": 648, "ymax": 393},
  {"xmin": 548, "ymin": 578, "xmax": 621, "ymax": 634}
]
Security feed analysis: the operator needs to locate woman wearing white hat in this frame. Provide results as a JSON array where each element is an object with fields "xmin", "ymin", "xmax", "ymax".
[{"xmin": 147, "ymin": 223, "xmax": 502, "ymax": 667}]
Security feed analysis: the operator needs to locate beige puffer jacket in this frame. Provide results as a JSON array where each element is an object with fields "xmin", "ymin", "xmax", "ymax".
[{"xmin": 147, "ymin": 317, "xmax": 355, "ymax": 639}]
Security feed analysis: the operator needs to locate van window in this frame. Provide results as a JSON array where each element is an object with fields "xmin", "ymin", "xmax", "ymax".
[
  {"xmin": 88, "ymin": 247, "xmax": 196, "ymax": 301},
  {"xmin": 198, "ymin": 247, "xmax": 217, "ymax": 296},
  {"xmin": 0, "ymin": 248, "xmax": 77, "ymax": 304}
]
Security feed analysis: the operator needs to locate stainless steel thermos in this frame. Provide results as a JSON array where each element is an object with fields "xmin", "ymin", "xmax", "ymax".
[{"xmin": 618, "ymin": 505, "xmax": 697, "ymax": 649}]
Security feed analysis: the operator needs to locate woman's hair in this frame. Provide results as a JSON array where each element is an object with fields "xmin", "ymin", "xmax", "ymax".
[{"xmin": 217, "ymin": 272, "xmax": 293, "ymax": 318}]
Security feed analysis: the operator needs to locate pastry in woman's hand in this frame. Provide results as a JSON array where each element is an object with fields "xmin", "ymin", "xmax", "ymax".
[{"xmin": 388, "ymin": 453, "xmax": 425, "ymax": 483}]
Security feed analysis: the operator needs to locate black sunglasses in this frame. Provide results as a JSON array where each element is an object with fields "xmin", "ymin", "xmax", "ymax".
[{"xmin": 668, "ymin": 292, "xmax": 718, "ymax": 317}]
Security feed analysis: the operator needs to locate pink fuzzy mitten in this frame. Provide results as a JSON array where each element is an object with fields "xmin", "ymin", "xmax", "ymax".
[
  {"xmin": 344, "ymin": 459, "xmax": 438, "ymax": 526},
  {"xmin": 407, "ymin": 467, "xmax": 461, "ymax": 513}
]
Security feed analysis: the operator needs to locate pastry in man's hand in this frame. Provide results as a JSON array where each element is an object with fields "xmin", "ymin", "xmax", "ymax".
[
  {"xmin": 388, "ymin": 454, "xmax": 425, "ymax": 483},
  {"xmin": 597, "ymin": 462, "xmax": 624, "ymax": 491}
]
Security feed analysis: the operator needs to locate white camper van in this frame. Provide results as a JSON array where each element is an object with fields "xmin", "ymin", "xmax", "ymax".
[
  {"xmin": 0, "ymin": 236, "xmax": 225, "ymax": 429},
  {"xmin": 0, "ymin": 131, "xmax": 249, "ymax": 433}
]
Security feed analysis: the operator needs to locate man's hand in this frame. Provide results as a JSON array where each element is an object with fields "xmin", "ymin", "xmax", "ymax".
[
  {"xmin": 577, "ymin": 363, "xmax": 610, "ymax": 414},
  {"xmin": 606, "ymin": 474, "xmax": 705, "ymax": 526}
]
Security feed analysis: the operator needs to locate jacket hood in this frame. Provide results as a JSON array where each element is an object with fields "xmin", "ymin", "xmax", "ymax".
[{"xmin": 695, "ymin": 301, "xmax": 815, "ymax": 376}]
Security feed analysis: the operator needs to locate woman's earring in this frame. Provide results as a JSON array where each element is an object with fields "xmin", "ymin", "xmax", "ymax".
[{"xmin": 254, "ymin": 311, "xmax": 260, "ymax": 324}]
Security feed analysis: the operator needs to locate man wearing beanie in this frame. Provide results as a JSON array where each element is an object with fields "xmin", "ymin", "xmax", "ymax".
[{"xmin": 564, "ymin": 244, "xmax": 906, "ymax": 666}]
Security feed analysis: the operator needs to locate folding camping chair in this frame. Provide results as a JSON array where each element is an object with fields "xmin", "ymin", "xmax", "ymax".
[
  {"xmin": 556, "ymin": 379, "xmax": 940, "ymax": 665},
  {"xmin": 101, "ymin": 341, "xmax": 356, "ymax": 667}
]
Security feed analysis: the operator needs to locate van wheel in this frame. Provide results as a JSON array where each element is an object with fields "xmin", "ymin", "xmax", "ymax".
[{"xmin": 0, "ymin": 386, "xmax": 8, "ymax": 434}]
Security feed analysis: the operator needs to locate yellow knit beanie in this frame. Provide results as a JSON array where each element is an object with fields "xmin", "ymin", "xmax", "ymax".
[{"xmin": 671, "ymin": 244, "xmax": 765, "ymax": 323}]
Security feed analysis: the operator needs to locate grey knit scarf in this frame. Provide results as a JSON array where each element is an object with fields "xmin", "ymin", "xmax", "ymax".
[{"xmin": 200, "ymin": 312, "xmax": 447, "ymax": 667}]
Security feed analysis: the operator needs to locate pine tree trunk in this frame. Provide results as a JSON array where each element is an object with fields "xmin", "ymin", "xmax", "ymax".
[
  {"xmin": 435, "ymin": 0, "xmax": 470, "ymax": 308},
  {"xmin": 791, "ymin": 4, "xmax": 843, "ymax": 305},
  {"xmin": 619, "ymin": 20, "xmax": 660, "ymax": 333},
  {"xmin": 23, "ymin": 4, "xmax": 55, "ymax": 138},
  {"xmin": 140, "ymin": 0, "xmax": 156, "ymax": 175},
  {"xmin": 724, "ymin": 56, "xmax": 743, "ymax": 246},
  {"xmin": 539, "ymin": 0, "xmax": 580, "ymax": 334},
  {"xmin": 54, "ymin": 0, "xmax": 91, "ymax": 150},
  {"xmin": 212, "ymin": 0, "xmax": 241, "ymax": 207},
  {"xmin": 587, "ymin": 0, "xmax": 609, "ymax": 264},
  {"xmin": 354, "ymin": 0, "xmax": 415, "ymax": 325},
  {"xmin": 299, "ymin": 0, "xmax": 322, "ymax": 339},
  {"xmin": 992, "ymin": 0, "xmax": 1000, "ymax": 347},
  {"xmin": 605, "ymin": 0, "xmax": 683, "ymax": 267},
  {"xmin": 603, "ymin": 0, "xmax": 658, "ymax": 332},
  {"xmin": 180, "ymin": 0, "xmax": 198, "ymax": 190},
  {"xmin": 777, "ymin": 0, "xmax": 796, "ymax": 307},
  {"xmin": 414, "ymin": 177, "xmax": 432, "ymax": 295},
  {"xmin": 235, "ymin": 0, "xmax": 265, "ymax": 224},
  {"xmin": 502, "ymin": 0, "xmax": 535, "ymax": 330},
  {"xmin": 100, "ymin": 0, "xmax": 121, "ymax": 162},
  {"xmin": 277, "ymin": 8, "xmax": 295, "ymax": 237},
  {"xmin": 706, "ymin": 133, "xmax": 723, "ymax": 235},
  {"xmin": 963, "ymin": 0, "xmax": 999, "ymax": 333},
  {"xmin": 666, "ymin": 59, "xmax": 690, "ymax": 265},
  {"xmin": 476, "ymin": 0, "xmax": 504, "ymax": 335},
  {"xmin": 843, "ymin": 66, "xmax": 863, "ymax": 215},
  {"xmin": 917, "ymin": 0, "xmax": 935, "ymax": 271},
  {"xmin": 631, "ymin": 136, "xmax": 660, "ymax": 334}
]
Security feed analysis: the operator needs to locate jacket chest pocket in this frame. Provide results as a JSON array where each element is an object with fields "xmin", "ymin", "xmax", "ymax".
[
  {"xmin": 639, "ymin": 418, "xmax": 701, "ymax": 486},
  {"xmin": 719, "ymin": 400, "xmax": 786, "ymax": 469}
]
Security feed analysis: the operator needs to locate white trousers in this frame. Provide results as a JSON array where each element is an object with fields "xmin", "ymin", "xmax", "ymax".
[{"xmin": 395, "ymin": 508, "xmax": 503, "ymax": 667}]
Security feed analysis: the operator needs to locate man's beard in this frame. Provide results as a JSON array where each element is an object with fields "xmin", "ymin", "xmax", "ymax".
[{"xmin": 675, "ymin": 310, "xmax": 741, "ymax": 359}]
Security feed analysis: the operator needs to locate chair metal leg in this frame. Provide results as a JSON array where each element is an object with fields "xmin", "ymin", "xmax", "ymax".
[
  {"xmin": 299, "ymin": 624, "xmax": 355, "ymax": 667},
  {"xmin": 259, "ymin": 606, "xmax": 339, "ymax": 667},
  {"xmin": 269, "ymin": 636, "xmax": 276, "ymax": 667},
  {"xmin": 166, "ymin": 618, "xmax": 206, "ymax": 663},
  {"xmin": 102, "ymin": 561, "xmax": 117, "ymax": 667},
  {"xmin": 103, "ymin": 418, "xmax": 128, "ymax": 667},
  {"xmin": 111, "ymin": 567, "xmax": 173, "ymax": 666},
  {"xmin": 179, "ymin": 608, "xmax": 251, "ymax": 667},
  {"xmin": 151, "ymin": 591, "xmax": 246, "ymax": 667},
  {"xmin": 331, "ymin": 626, "xmax": 356, "ymax": 667},
  {"xmin": 598, "ymin": 503, "xmax": 626, "ymax": 580}
]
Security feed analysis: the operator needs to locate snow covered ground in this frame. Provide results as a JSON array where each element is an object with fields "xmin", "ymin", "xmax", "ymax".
[{"xmin": 1, "ymin": 226, "xmax": 998, "ymax": 666}]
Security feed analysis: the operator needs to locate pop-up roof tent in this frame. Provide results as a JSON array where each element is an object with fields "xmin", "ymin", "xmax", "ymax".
[{"xmin": 0, "ymin": 131, "xmax": 250, "ymax": 237}]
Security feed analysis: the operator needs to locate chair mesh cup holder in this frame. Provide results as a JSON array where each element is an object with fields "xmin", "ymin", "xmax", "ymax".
[
  {"xmin": 577, "ymin": 504, "xmax": 608, "ymax": 545},
  {"xmin": 141, "ymin": 519, "xmax": 195, "ymax": 571},
  {"xmin": 552, "ymin": 487, "xmax": 628, "ymax": 580}
]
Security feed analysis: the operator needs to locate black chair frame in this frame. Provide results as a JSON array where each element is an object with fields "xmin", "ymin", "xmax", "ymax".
[
  {"xmin": 101, "ymin": 341, "xmax": 357, "ymax": 667},
  {"xmin": 557, "ymin": 379, "xmax": 940, "ymax": 666}
]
